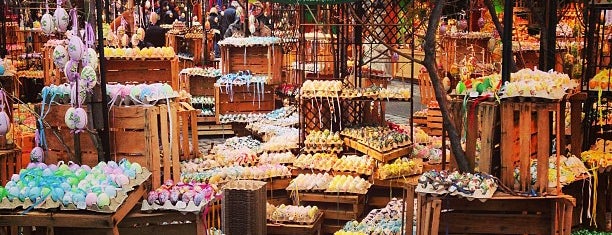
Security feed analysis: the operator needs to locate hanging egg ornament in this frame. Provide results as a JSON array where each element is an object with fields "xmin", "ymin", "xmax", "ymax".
[
  {"xmin": 478, "ymin": 17, "xmax": 485, "ymax": 28},
  {"xmin": 80, "ymin": 65, "xmax": 97, "ymax": 89},
  {"xmin": 83, "ymin": 48, "xmax": 99, "ymax": 69},
  {"xmin": 121, "ymin": 34, "xmax": 129, "ymax": 47},
  {"xmin": 64, "ymin": 60, "xmax": 79, "ymax": 82},
  {"xmin": 137, "ymin": 27, "xmax": 146, "ymax": 41},
  {"xmin": 131, "ymin": 34, "xmax": 140, "ymax": 47},
  {"xmin": 53, "ymin": 45, "xmax": 69, "ymax": 68},
  {"xmin": 73, "ymin": 108, "xmax": 88, "ymax": 130},
  {"xmin": 145, "ymin": 0, "xmax": 151, "ymax": 9},
  {"xmin": 54, "ymin": 7, "xmax": 69, "ymax": 32},
  {"xmin": 0, "ymin": 109, "xmax": 10, "ymax": 135},
  {"xmin": 64, "ymin": 107, "xmax": 77, "ymax": 129},
  {"xmin": 439, "ymin": 22, "xmax": 447, "ymax": 35},
  {"xmin": 68, "ymin": 36, "xmax": 84, "ymax": 60},
  {"xmin": 70, "ymin": 82, "xmax": 88, "ymax": 106},
  {"xmin": 41, "ymin": 13, "xmax": 55, "ymax": 35},
  {"xmin": 458, "ymin": 19, "xmax": 468, "ymax": 31},
  {"xmin": 30, "ymin": 147, "xmax": 44, "ymax": 163}
]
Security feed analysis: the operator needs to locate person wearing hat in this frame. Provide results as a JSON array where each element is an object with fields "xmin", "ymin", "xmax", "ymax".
[
  {"xmin": 208, "ymin": 7, "xmax": 222, "ymax": 57},
  {"xmin": 224, "ymin": 6, "xmax": 245, "ymax": 38}
]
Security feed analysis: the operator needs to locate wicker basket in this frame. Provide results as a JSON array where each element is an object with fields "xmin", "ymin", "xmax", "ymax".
[{"xmin": 222, "ymin": 180, "xmax": 267, "ymax": 235}]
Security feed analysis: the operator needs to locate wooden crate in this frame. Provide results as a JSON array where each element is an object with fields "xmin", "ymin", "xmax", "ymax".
[
  {"xmin": 500, "ymin": 100, "xmax": 566, "ymax": 195},
  {"xmin": 214, "ymin": 84, "xmax": 275, "ymax": 120},
  {"xmin": 427, "ymin": 107, "xmax": 443, "ymax": 136},
  {"xmin": 185, "ymin": 74, "xmax": 217, "ymax": 97},
  {"xmin": 267, "ymin": 212, "xmax": 323, "ymax": 235},
  {"xmin": 0, "ymin": 149, "xmax": 21, "ymax": 186},
  {"xmin": 220, "ymin": 45, "xmax": 283, "ymax": 84},
  {"xmin": 343, "ymin": 137, "xmax": 412, "ymax": 163},
  {"xmin": 40, "ymin": 104, "xmax": 180, "ymax": 189},
  {"xmin": 0, "ymin": 181, "xmax": 146, "ymax": 235},
  {"xmin": 416, "ymin": 193, "xmax": 575, "ymax": 235},
  {"xmin": 104, "ymin": 58, "xmax": 179, "ymax": 90},
  {"xmin": 165, "ymin": 34, "xmax": 178, "ymax": 53},
  {"xmin": 177, "ymin": 102, "xmax": 199, "ymax": 161},
  {"xmin": 42, "ymin": 45, "xmax": 62, "ymax": 86},
  {"xmin": 292, "ymin": 192, "xmax": 364, "ymax": 234},
  {"xmin": 449, "ymin": 99, "xmax": 500, "ymax": 174}
]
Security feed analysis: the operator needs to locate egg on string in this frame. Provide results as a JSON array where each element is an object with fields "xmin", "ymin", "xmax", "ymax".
[
  {"xmin": 131, "ymin": 34, "xmax": 140, "ymax": 47},
  {"xmin": 439, "ymin": 22, "xmax": 447, "ymax": 35},
  {"xmin": 82, "ymin": 48, "xmax": 99, "ymax": 70},
  {"xmin": 137, "ymin": 27, "xmax": 145, "ymax": 41},
  {"xmin": 0, "ymin": 109, "xmax": 10, "ymax": 136},
  {"xmin": 30, "ymin": 146, "xmax": 44, "ymax": 163},
  {"xmin": 64, "ymin": 60, "xmax": 79, "ymax": 82},
  {"xmin": 64, "ymin": 107, "xmax": 77, "ymax": 129},
  {"xmin": 458, "ymin": 19, "xmax": 468, "ymax": 31},
  {"xmin": 80, "ymin": 65, "xmax": 97, "ymax": 89},
  {"xmin": 478, "ymin": 17, "xmax": 485, "ymax": 28},
  {"xmin": 53, "ymin": 45, "xmax": 69, "ymax": 68},
  {"xmin": 41, "ymin": 13, "xmax": 56, "ymax": 35},
  {"xmin": 70, "ymin": 82, "xmax": 88, "ymax": 106},
  {"xmin": 145, "ymin": 0, "xmax": 151, "ymax": 9},
  {"xmin": 68, "ymin": 36, "xmax": 84, "ymax": 60},
  {"xmin": 73, "ymin": 108, "xmax": 88, "ymax": 130},
  {"xmin": 54, "ymin": 7, "xmax": 69, "ymax": 32},
  {"xmin": 121, "ymin": 34, "xmax": 129, "ymax": 47}
]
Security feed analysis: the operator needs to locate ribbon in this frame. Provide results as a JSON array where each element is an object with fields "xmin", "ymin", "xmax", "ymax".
[
  {"xmin": 70, "ymin": 8, "xmax": 78, "ymax": 36},
  {"xmin": 84, "ymin": 22, "xmax": 95, "ymax": 49},
  {"xmin": 468, "ymin": 94, "xmax": 491, "ymax": 130}
]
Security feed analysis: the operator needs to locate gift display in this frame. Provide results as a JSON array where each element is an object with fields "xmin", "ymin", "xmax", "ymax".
[
  {"xmin": 304, "ymin": 130, "xmax": 343, "ymax": 153},
  {"xmin": 337, "ymin": 198, "xmax": 405, "ymax": 235},
  {"xmin": 0, "ymin": 159, "xmax": 150, "ymax": 212},
  {"xmin": 513, "ymin": 154, "xmax": 590, "ymax": 187},
  {"xmin": 286, "ymin": 173, "xmax": 333, "ymax": 191},
  {"xmin": 333, "ymin": 155, "xmax": 374, "ymax": 175},
  {"xmin": 341, "ymin": 126, "xmax": 411, "ymax": 153},
  {"xmin": 326, "ymin": 175, "xmax": 372, "ymax": 194},
  {"xmin": 500, "ymin": 68, "xmax": 579, "ymax": 100},
  {"xmin": 266, "ymin": 203, "xmax": 320, "ymax": 224},
  {"xmin": 416, "ymin": 170, "xmax": 497, "ymax": 200},
  {"xmin": 293, "ymin": 153, "xmax": 338, "ymax": 172},
  {"xmin": 103, "ymin": 47, "xmax": 176, "ymax": 60},
  {"xmin": 142, "ymin": 181, "xmax": 218, "ymax": 212},
  {"xmin": 377, "ymin": 158, "xmax": 424, "ymax": 179}
]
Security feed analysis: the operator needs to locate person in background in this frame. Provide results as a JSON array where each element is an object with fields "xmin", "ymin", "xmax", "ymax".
[
  {"xmin": 143, "ymin": 12, "xmax": 166, "ymax": 47},
  {"xmin": 224, "ymin": 6, "xmax": 245, "ymax": 38},
  {"xmin": 220, "ymin": 1, "xmax": 238, "ymax": 39},
  {"xmin": 249, "ymin": 1, "xmax": 271, "ymax": 36},
  {"xmin": 251, "ymin": 1, "xmax": 272, "ymax": 30},
  {"xmin": 208, "ymin": 7, "xmax": 222, "ymax": 57}
]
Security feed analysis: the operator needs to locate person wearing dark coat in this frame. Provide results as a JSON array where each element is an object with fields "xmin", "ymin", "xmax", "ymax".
[
  {"xmin": 143, "ymin": 12, "xmax": 166, "ymax": 47},
  {"xmin": 208, "ymin": 7, "xmax": 222, "ymax": 57},
  {"xmin": 220, "ymin": 1, "xmax": 238, "ymax": 39}
]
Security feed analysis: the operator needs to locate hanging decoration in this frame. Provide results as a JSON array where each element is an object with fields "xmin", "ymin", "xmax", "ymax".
[
  {"xmin": 54, "ymin": 0, "xmax": 69, "ymax": 33},
  {"xmin": 0, "ymin": 90, "xmax": 11, "ymax": 136},
  {"xmin": 41, "ymin": 2, "xmax": 55, "ymax": 35}
]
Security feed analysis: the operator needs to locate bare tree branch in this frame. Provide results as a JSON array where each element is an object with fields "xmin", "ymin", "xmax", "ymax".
[{"xmin": 422, "ymin": 0, "xmax": 471, "ymax": 173}]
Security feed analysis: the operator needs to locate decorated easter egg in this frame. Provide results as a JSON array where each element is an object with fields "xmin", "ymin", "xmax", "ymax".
[
  {"xmin": 97, "ymin": 193, "xmax": 110, "ymax": 208},
  {"xmin": 29, "ymin": 147, "xmax": 44, "ymax": 164},
  {"xmin": 439, "ymin": 23, "xmax": 447, "ymax": 35},
  {"xmin": 28, "ymin": 187, "xmax": 41, "ymax": 201},
  {"xmin": 64, "ymin": 107, "xmax": 77, "ymax": 129},
  {"xmin": 115, "ymin": 174, "xmax": 129, "ymax": 186},
  {"xmin": 145, "ymin": 0, "xmax": 151, "ymax": 9},
  {"xmin": 61, "ymin": 191, "xmax": 73, "ymax": 205},
  {"xmin": 68, "ymin": 36, "xmax": 84, "ymax": 60},
  {"xmin": 158, "ymin": 190, "xmax": 170, "ymax": 204},
  {"xmin": 80, "ymin": 65, "xmax": 97, "ymax": 89},
  {"xmin": 0, "ymin": 187, "xmax": 7, "ymax": 200},
  {"xmin": 85, "ymin": 192, "xmax": 97, "ymax": 206},
  {"xmin": 0, "ymin": 110, "xmax": 11, "ymax": 135},
  {"xmin": 456, "ymin": 81, "xmax": 466, "ymax": 94},
  {"xmin": 147, "ymin": 191, "xmax": 158, "ymax": 204},
  {"xmin": 51, "ymin": 187, "xmax": 65, "ymax": 201},
  {"xmin": 458, "ymin": 19, "xmax": 468, "ymax": 30},
  {"xmin": 478, "ymin": 17, "xmax": 485, "ymax": 28},
  {"xmin": 54, "ymin": 7, "xmax": 69, "ymax": 32},
  {"xmin": 64, "ymin": 60, "xmax": 79, "ymax": 82},
  {"xmin": 121, "ymin": 34, "xmax": 129, "ymax": 47},
  {"xmin": 476, "ymin": 82, "xmax": 487, "ymax": 94},
  {"xmin": 41, "ymin": 13, "xmax": 55, "ymax": 34},
  {"xmin": 82, "ymin": 48, "xmax": 99, "ymax": 69},
  {"xmin": 137, "ymin": 27, "xmax": 145, "ymax": 41},
  {"xmin": 131, "ymin": 34, "xmax": 140, "ymax": 47},
  {"xmin": 104, "ymin": 186, "xmax": 117, "ymax": 198}
]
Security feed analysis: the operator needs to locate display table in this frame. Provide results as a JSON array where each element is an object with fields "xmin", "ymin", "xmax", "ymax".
[
  {"xmin": 0, "ymin": 182, "xmax": 146, "ymax": 235},
  {"xmin": 267, "ymin": 212, "xmax": 324, "ymax": 235},
  {"xmin": 416, "ymin": 192, "xmax": 575, "ymax": 235}
]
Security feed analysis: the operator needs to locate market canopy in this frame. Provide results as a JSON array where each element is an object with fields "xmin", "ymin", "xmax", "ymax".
[{"xmin": 264, "ymin": 0, "xmax": 357, "ymax": 4}]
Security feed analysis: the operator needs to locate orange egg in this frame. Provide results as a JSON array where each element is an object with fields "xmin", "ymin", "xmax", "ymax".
[{"xmin": 590, "ymin": 80, "xmax": 600, "ymax": 89}]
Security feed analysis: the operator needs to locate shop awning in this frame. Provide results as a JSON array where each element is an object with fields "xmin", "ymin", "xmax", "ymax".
[{"xmin": 264, "ymin": 0, "xmax": 357, "ymax": 4}]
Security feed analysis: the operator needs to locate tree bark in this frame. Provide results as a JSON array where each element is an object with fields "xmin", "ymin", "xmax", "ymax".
[{"xmin": 422, "ymin": 0, "xmax": 471, "ymax": 172}]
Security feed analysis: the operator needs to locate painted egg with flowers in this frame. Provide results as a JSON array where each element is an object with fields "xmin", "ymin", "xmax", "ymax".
[
  {"xmin": 41, "ymin": 13, "xmax": 55, "ymax": 35},
  {"xmin": 54, "ymin": 7, "xmax": 69, "ymax": 32}
]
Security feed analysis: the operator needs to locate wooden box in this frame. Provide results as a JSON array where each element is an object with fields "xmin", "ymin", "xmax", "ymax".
[
  {"xmin": 427, "ymin": 106, "xmax": 443, "ymax": 136},
  {"xmin": 177, "ymin": 102, "xmax": 199, "ymax": 161},
  {"xmin": 214, "ymin": 84, "xmax": 275, "ymax": 121},
  {"xmin": 0, "ymin": 149, "xmax": 21, "ymax": 186},
  {"xmin": 450, "ymin": 99, "xmax": 500, "ymax": 174},
  {"xmin": 104, "ymin": 58, "xmax": 180, "ymax": 90},
  {"xmin": 500, "ymin": 100, "xmax": 566, "ymax": 195},
  {"xmin": 291, "ymin": 192, "xmax": 365, "ymax": 234},
  {"xmin": 185, "ymin": 75, "xmax": 217, "ymax": 97},
  {"xmin": 267, "ymin": 213, "xmax": 323, "ymax": 235},
  {"xmin": 220, "ymin": 45, "xmax": 283, "ymax": 84},
  {"xmin": 40, "ymin": 104, "xmax": 180, "ymax": 189},
  {"xmin": 417, "ymin": 193, "xmax": 575, "ymax": 235}
]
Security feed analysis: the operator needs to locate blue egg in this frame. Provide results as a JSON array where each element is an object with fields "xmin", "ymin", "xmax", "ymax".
[
  {"xmin": 7, "ymin": 186, "xmax": 19, "ymax": 200},
  {"xmin": 107, "ymin": 161, "xmax": 118, "ymax": 168},
  {"xmin": 42, "ymin": 168, "xmax": 53, "ymax": 177},
  {"xmin": 51, "ymin": 188, "xmax": 65, "ymax": 201},
  {"xmin": 60, "ymin": 182, "xmax": 71, "ymax": 191},
  {"xmin": 28, "ymin": 187, "xmax": 41, "ymax": 201},
  {"xmin": 125, "ymin": 169, "xmax": 136, "ymax": 179},
  {"xmin": 72, "ymin": 192, "xmax": 85, "ymax": 204},
  {"xmin": 18, "ymin": 188, "xmax": 28, "ymax": 202},
  {"xmin": 62, "ymin": 192, "xmax": 73, "ymax": 205}
]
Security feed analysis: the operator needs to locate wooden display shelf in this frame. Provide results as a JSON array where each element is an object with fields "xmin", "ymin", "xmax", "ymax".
[
  {"xmin": 214, "ymin": 84, "xmax": 275, "ymax": 121},
  {"xmin": 265, "ymin": 177, "xmax": 292, "ymax": 191},
  {"xmin": 0, "ymin": 181, "xmax": 147, "ymax": 235},
  {"xmin": 267, "ymin": 212, "xmax": 324, "ymax": 235},
  {"xmin": 185, "ymin": 74, "xmax": 217, "ymax": 97},
  {"xmin": 417, "ymin": 193, "xmax": 575, "ymax": 235},
  {"xmin": 343, "ymin": 138, "xmax": 412, "ymax": 163},
  {"xmin": 292, "ymin": 192, "xmax": 365, "ymax": 222},
  {"xmin": 104, "ymin": 57, "xmax": 179, "ymax": 90},
  {"xmin": 220, "ymin": 44, "xmax": 283, "ymax": 84}
]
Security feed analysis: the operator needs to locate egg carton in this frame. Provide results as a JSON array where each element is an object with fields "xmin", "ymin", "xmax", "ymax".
[
  {"xmin": 268, "ymin": 212, "xmax": 321, "ymax": 225},
  {"xmin": 141, "ymin": 197, "xmax": 216, "ymax": 212},
  {"xmin": 0, "ymin": 169, "xmax": 151, "ymax": 213}
]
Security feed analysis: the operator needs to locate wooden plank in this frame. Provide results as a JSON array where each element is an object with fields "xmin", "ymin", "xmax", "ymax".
[
  {"xmin": 0, "ymin": 212, "xmax": 113, "ymax": 228},
  {"xmin": 180, "ymin": 112, "xmax": 190, "ymax": 160},
  {"xmin": 297, "ymin": 193, "xmax": 362, "ymax": 204},
  {"xmin": 537, "ymin": 109, "xmax": 550, "ymax": 194},
  {"xmin": 466, "ymin": 104, "xmax": 478, "ymax": 170},
  {"xmin": 197, "ymin": 130, "xmax": 234, "ymax": 136},
  {"xmin": 170, "ymin": 104, "xmax": 181, "ymax": 182},
  {"xmin": 554, "ymin": 102, "xmax": 565, "ymax": 193},
  {"xmin": 190, "ymin": 112, "xmax": 199, "ymax": 158},
  {"xmin": 500, "ymin": 103, "xmax": 515, "ymax": 188},
  {"xmin": 0, "ymin": 153, "xmax": 7, "ymax": 185},
  {"xmin": 159, "ymin": 105, "xmax": 171, "ymax": 187},
  {"xmin": 439, "ymin": 213, "xmax": 550, "ymax": 234},
  {"xmin": 109, "ymin": 106, "xmax": 150, "ymax": 130},
  {"xmin": 197, "ymin": 116, "xmax": 217, "ymax": 123},
  {"xmin": 431, "ymin": 199, "xmax": 441, "ymax": 235},
  {"xmin": 440, "ymin": 197, "xmax": 551, "ymax": 213},
  {"xmin": 113, "ymin": 131, "xmax": 147, "ymax": 154},
  {"xmin": 479, "ymin": 102, "xmax": 497, "ymax": 173},
  {"xmin": 519, "ymin": 103, "xmax": 532, "ymax": 192},
  {"xmin": 147, "ymin": 107, "xmax": 161, "ymax": 189}
]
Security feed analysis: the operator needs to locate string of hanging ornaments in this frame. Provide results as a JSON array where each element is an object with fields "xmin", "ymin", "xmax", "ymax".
[{"xmin": 34, "ymin": 0, "xmax": 100, "ymax": 163}]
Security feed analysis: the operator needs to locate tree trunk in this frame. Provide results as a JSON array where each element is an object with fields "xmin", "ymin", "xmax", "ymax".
[{"xmin": 422, "ymin": 0, "xmax": 471, "ymax": 172}]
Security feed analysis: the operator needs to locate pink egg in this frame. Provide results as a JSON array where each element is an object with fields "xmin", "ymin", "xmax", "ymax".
[
  {"xmin": 112, "ymin": 168, "xmax": 123, "ymax": 175},
  {"xmin": 85, "ymin": 192, "xmax": 97, "ymax": 206},
  {"xmin": 48, "ymin": 164, "xmax": 58, "ymax": 171},
  {"xmin": 115, "ymin": 175, "xmax": 129, "ymax": 186}
]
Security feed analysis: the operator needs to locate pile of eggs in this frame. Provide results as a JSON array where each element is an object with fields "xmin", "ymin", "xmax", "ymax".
[
  {"xmin": 333, "ymin": 155, "xmax": 374, "ymax": 175},
  {"xmin": 180, "ymin": 164, "xmax": 292, "ymax": 184},
  {"xmin": 146, "ymin": 180, "xmax": 216, "ymax": 207},
  {"xmin": 287, "ymin": 173, "xmax": 333, "ymax": 191},
  {"xmin": 267, "ymin": 203, "xmax": 320, "ymax": 223},
  {"xmin": 326, "ymin": 175, "xmax": 371, "ymax": 194},
  {"xmin": 103, "ymin": 47, "xmax": 175, "ymax": 60},
  {"xmin": 294, "ymin": 153, "xmax": 338, "ymax": 172},
  {"xmin": 377, "ymin": 158, "xmax": 424, "ymax": 180},
  {"xmin": 106, "ymin": 83, "xmax": 177, "ymax": 105},
  {"xmin": 0, "ymin": 160, "xmax": 144, "ymax": 210}
]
